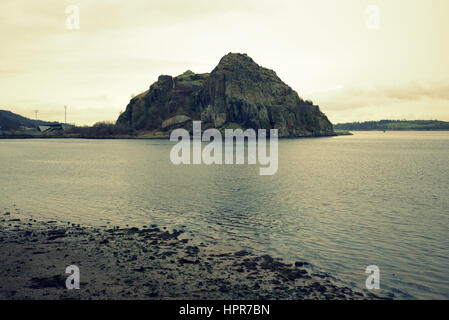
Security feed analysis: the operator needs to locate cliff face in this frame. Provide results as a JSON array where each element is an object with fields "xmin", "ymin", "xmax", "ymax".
[
  {"xmin": 116, "ymin": 53, "xmax": 334, "ymax": 137},
  {"xmin": 116, "ymin": 71, "xmax": 209, "ymax": 131}
]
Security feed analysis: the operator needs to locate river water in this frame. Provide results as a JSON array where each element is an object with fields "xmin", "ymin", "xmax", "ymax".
[{"xmin": 1, "ymin": 131, "xmax": 448, "ymax": 299}]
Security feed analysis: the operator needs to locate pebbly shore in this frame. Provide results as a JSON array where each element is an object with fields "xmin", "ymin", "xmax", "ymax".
[{"xmin": 0, "ymin": 210, "xmax": 389, "ymax": 300}]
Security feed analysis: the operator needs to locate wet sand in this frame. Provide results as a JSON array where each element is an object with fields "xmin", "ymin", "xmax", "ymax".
[{"xmin": 0, "ymin": 211, "xmax": 388, "ymax": 300}]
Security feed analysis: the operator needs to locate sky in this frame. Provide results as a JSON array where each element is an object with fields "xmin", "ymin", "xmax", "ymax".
[{"xmin": 1, "ymin": 0, "xmax": 448, "ymax": 125}]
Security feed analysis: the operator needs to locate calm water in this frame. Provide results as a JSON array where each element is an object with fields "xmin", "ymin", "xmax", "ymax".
[{"xmin": 1, "ymin": 131, "xmax": 448, "ymax": 299}]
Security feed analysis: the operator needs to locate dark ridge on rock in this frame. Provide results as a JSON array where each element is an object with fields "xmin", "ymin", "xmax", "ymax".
[
  {"xmin": 116, "ymin": 53, "xmax": 334, "ymax": 137},
  {"xmin": 0, "ymin": 110, "xmax": 59, "ymax": 130}
]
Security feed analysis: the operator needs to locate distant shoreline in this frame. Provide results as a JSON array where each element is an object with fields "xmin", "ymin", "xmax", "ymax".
[
  {"xmin": 0, "ymin": 133, "xmax": 342, "ymax": 140},
  {"xmin": 5, "ymin": 130, "xmax": 449, "ymax": 140},
  {"xmin": 334, "ymin": 120, "xmax": 449, "ymax": 131},
  {"xmin": 4, "ymin": 129, "xmax": 449, "ymax": 140},
  {"xmin": 336, "ymin": 129, "xmax": 449, "ymax": 131}
]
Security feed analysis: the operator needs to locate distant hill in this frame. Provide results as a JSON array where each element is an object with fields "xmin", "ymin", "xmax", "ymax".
[
  {"xmin": 0, "ymin": 110, "xmax": 58, "ymax": 130},
  {"xmin": 334, "ymin": 120, "xmax": 449, "ymax": 131}
]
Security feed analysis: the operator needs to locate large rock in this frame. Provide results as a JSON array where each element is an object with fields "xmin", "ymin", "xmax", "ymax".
[
  {"xmin": 161, "ymin": 115, "xmax": 191, "ymax": 130},
  {"xmin": 116, "ymin": 53, "xmax": 334, "ymax": 137}
]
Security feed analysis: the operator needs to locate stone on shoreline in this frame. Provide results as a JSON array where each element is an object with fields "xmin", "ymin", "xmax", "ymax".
[{"xmin": 0, "ymin": 215, "xmax": 387, "ymax": 300}]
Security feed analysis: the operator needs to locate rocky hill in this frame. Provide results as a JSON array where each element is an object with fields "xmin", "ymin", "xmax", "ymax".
[{"xmin": 116, "ymin": 53, "xmax": 334, "ymax": 137}]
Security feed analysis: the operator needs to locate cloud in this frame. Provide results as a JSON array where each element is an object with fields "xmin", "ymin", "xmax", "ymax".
[
  {"xmin": 0, "ymin": 69, "xmax": 20, "ymax": 75},
  {"xmin": 316, "ymin": 82, "xmax": 449, "ymax": 111},
  {"xmin": 73, "ymin": 95, "xmax": 108, "ymax": 102},
  {"xmin": 0, "ymin": 0, "xmax": 270, "ymax": 37},
  {"xmin": 382, "ymin": 83, "xmax": 449, "ymax": 101}
]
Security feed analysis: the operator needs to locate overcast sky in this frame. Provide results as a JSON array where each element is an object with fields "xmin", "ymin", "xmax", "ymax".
[{"xmin": 1, "ymin": 0, "xmax": 448, "ymax": 125}]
